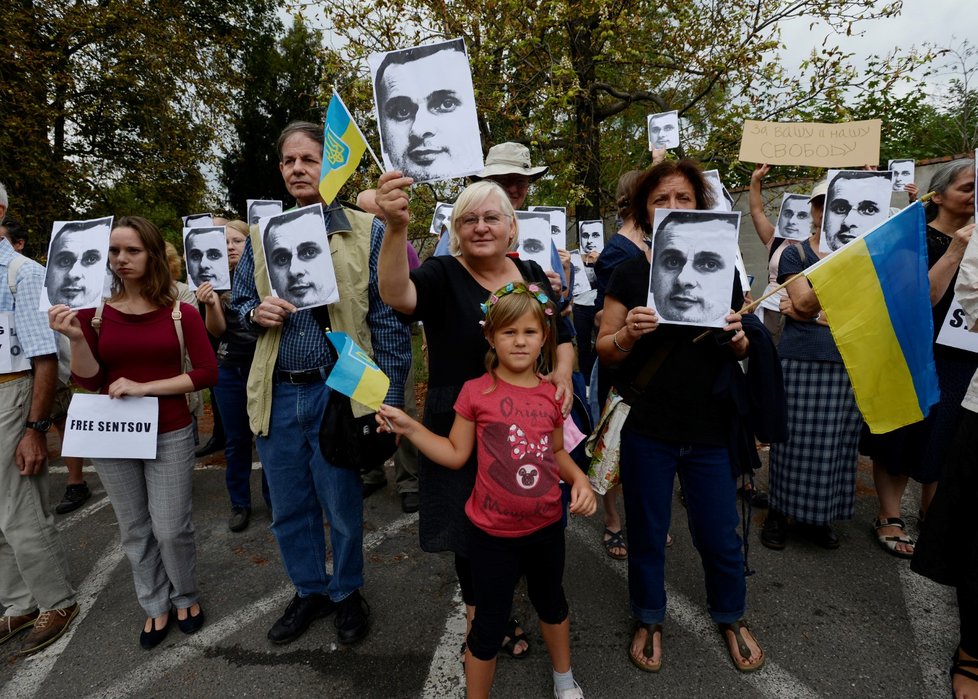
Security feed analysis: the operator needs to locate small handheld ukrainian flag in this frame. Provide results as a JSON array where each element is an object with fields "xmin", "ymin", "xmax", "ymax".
[
  {"xmin": 319, "ymin": 90, "xmax": 374, "ymax": 205},
  {"xmin": 325, "ymin": 331, "xmax": 390, "ymax": 411}
]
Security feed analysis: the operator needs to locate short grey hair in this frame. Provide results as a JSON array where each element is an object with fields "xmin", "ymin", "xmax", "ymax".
[
  {"xmin": 0, "ymin": 181, "xmax": 7, "ymax": 223},
  {"xmin": 924, "ymin": 159, "xmax": 975, "ymax": 223}
]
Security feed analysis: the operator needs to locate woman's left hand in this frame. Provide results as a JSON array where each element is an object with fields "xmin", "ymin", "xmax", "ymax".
[
  {"xmin": 107, "ymin": 377, "xmax": 149, "ymax": 398},
  {"xmin": 724, "ymin": 310, "xmax": 749, "ymax": 358},
  {"xmin": 195, "ymin": 282, "xmax": 219, "ymax": 307}
]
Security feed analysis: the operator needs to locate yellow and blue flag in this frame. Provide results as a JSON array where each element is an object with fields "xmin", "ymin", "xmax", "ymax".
[
  {"xmin": 319, "ymin": 90, "xmax": 368, "ymax": 205},
  {"xmin": 325, "ymin": 331, "xmax": 390, "ymax": 411},
  {"xmin": 805, "ymin": 202, "xmax": 939, "ymax": 434}
]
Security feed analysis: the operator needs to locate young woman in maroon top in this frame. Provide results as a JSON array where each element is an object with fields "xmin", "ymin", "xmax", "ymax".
[{"xmin": 49, "ymin": 216, "xmax": 217, "ymax": 649}]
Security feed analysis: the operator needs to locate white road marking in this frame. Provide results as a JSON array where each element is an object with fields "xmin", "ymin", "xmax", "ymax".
[
  {"xmin": 55, "ymin": 495, "xmax": 110, "ymax": 532},
  {"xmin": 568, "ymin": 518, "xmax": 821, "ymax": 699},
  {"xmin": 3, "ymin": 537, "xmax": 124, "ymax": 698},
  {"xmin": 421, "ymin": 588, "xmax": 466, "ymax": 698},
  {"xmin": 84, "ymin": 514, "xmax": 418, "ymax": 699}
]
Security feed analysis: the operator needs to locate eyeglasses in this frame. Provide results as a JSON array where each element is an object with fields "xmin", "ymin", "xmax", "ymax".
[{"xmin": 457, "ymin": 212, "xmax": 512, "ymax": 229}]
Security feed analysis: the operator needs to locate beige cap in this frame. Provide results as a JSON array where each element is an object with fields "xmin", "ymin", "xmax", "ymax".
[
  {"xmin": 810, "ymin": 178, "xmax": 828, "ymax": 201},
  {"xmin": 474, "ymin": 142, "xmax": 548, "ymax": 180}
]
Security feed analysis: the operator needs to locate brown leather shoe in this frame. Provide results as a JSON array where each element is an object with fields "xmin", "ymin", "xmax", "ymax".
[
  {"xmin": 0, "ymin": 609, "xmax": 39, "ymax": 645},
  {"xmin": 18, "ymin": 603, "xmax": 79, "ymax": 655}
]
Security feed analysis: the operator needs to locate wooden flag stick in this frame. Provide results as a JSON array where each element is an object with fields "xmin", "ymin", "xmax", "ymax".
[{"xmin": 692, "ymin": 272, "xmax": 806, "ymax": 343}]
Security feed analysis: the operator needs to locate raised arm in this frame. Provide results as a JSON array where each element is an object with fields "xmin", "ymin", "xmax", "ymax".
[
  {"xmin": 375, "ymin": 170, "xmax": 419, "ymax": 314},
  {"xmin": 749, "ymin": 164, "xmax": 776, "ymax": 246},
  {"xmin": 195, "ymin": 282, "xmax": 227, "ymax": 337}
]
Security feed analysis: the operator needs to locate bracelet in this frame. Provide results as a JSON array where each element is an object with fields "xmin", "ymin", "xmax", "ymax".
[{"xmin": 613, "ymin": 328, "xmax": 633, "ymax": 352}]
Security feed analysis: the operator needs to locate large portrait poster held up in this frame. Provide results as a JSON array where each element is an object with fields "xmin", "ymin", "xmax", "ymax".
[{"xmin": 259, "ymin": 204, "xmax": 340, "ymax": 311}]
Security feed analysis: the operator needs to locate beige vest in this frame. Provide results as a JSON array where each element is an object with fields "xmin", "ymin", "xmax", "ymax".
[{"xmin": 246, "ymin": 204, "xmax": 377, "ymax": 435}]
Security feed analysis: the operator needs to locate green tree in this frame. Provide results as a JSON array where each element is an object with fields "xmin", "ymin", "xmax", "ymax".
[{"xmin": 0, "ymin": 0, "xmax": 276, "ymax": 238}]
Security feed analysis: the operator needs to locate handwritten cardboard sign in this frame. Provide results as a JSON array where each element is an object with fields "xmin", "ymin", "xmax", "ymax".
[
  {"xmin": 739, "ymin": 119, "xmax": 882, "ymax": 168},
  {"xmin": 61, "ymin": 394, "xmax": 159, "ymax": 459}
]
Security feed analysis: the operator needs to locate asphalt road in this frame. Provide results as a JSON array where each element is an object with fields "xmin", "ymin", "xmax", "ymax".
[{"xmin": 0, "ymin": 443, "xmax": 956, "ymax": 698}]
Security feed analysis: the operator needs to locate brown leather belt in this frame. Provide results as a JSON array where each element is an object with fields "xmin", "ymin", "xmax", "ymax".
[{"xmin": 0, "ymin": 370, "xmax": 30, "ymax": 384}]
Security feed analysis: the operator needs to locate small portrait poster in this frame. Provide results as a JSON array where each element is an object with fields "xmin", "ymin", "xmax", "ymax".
[
  {"xmin": 430, "ymin": 202, "xmax": 454, "ymax": 236},
  {"xmin": 61, "ymin": 394, "xmax": 159, "ymax": 459},
  {"xmin": 259, "ymin": 204, "xmax": 339, "ymax": 311},
  {"xmin": 40, "ymin": 217, "xmax": 113, "ymax": 311},
  {"xmin": 568, "ymin": 250, "xmax": 593, "ymax": 297},
  {"xmin": 647, "ymin": 110, "xmax": 680, "ymax": 150},
  {"xmin": 183, "ymin": 213, "xmax": 213, "ymax": 228},
  {"xmin": 578, "ymin": 220, "xmax": 604, "ymax": 256},
  {"xmin": 776, "ymin": 193, "xmax": 812, "ymax": 241},
  {"xmin": 819, "ymin": 169, "xmax": 893, "ymax": 253},
  {"xmin": 530, "ymin": 206, "xmax": 568, "ymax": 250},
  {"xmin": 702, "ymin": 170, "xmax": 733, "ymax": 212},
  {"xmin": 247, "ymin": 200, "xmax": 284, "ymax": 226},
  {"xmin": 515, "ymin": 211, "xmax": 553, "ymax": 272},
  {"xmin": 368, "ymin": 38, "xmax": 484, "ymax": 184},
  {"xmin": 935, "ymin": 299, "xmax": 978, "ymax": 355},
  {"xmin": 183, "ymin": 226, "xmax": 231, "ymax": 291},
  {"xmin": 887, "ymin": 159, "xmax": 915, "ymax": 192},
  {"xmin": 648, "ymin": 209, "xmax": 741, "ymax": 328}
]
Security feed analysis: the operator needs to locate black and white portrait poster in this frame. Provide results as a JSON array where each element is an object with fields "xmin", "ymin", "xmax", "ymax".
[
  {"xmin": 259, "ymin": 204, "xmax": 339, "ymax": 311},
  {"xmin": 183, "ymin": 213, "xmax": 213, "ymax": 228},
  {"xmin": 702, "ymin": 170, "xmax": 733, "ymax": 212},
  {"xmin": 515, "ymin": 211, "xmax": 553, "ymax": 272},
  {"xmin": 820, "ymin": 169, "xmax": 893, "ymax": 253},
  {"xmin": 569, "ymin": 250, "xmax": 593, "ymax": 297},
  {"xmin": 183, "ymin": 226, "xmax": 231, "ymax": 291},
  {"xmin": 530, "ymin": 205, "xmax": 568, "ymax": 250},
  {"xmin": 578, "ymin": 220, "xmax": 604, "ymax": 256},
  {"xmin": 776, "ymin": 193, "xmax": 812, "ymax": 241},
  {"xmin": 247, "ymin": 200, "xmax": 284, "ymax": 226},
  {"xmin": 648, "ymin": 209, "xmax": 740, "ymax": 328},
  {"xmin": 430, "ymin": 202, "xmax": 454, "ymax": 236},
  {"xmin": 887, "ymin": 159, "xmax": 915, "ymax": 192},
  {"xmin": 368, "ymin": 38, "xmax": 484, "ymax": 184},
  {"xmin": 40, "ymin": 217, "xmax": 113, "ymax": 311},
  {"xmin": 647, "ymin": 110, "xmax": 680, "ymax": 150}
]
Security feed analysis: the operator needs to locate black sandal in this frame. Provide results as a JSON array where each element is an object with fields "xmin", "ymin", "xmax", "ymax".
[
  {"xmin": 628, "ymin": 622, "xmax": 662, "ymax": 672},
  {"xmin": 501, "ymin": 617, "xmax": 530, "ymax": 659},
  {"xmin": 603, "ymin": 528, "xmax": 628, "ymax": 560},
  {"xmin": 951, "ymin": 649, "xmax": 978, "ymax": 695},
  {"xmin": 718, "ymin": 619, "xmax": 765, "ymax": 673}
]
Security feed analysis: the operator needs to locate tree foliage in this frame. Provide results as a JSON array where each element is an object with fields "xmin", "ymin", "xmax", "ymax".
[
  {"xmin": 0, "ymin": 0, "xmax": 276, "ymax": 240},
  {"xmin": 316, "ymin": 0, "xmax": 924, "ymax": 230}
]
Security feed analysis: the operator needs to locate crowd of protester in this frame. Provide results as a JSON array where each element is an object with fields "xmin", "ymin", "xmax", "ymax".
[{"xmin": 0, "ymin": 127, "xmax": 975, "ymax": 699}]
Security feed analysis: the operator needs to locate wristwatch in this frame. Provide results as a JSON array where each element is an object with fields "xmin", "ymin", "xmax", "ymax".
[
  {"xmin": 25, "ymin": 418, "xmax": 53, "ymax": 433},
  {"xmin": 248, "ymin": 306, "xmax": 258, "ymax": 326}
]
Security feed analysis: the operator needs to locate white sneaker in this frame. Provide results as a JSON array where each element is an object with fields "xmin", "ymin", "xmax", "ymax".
[{"xmin": 554, "ymin": 679, "xmax": 585, "ymax": 699}]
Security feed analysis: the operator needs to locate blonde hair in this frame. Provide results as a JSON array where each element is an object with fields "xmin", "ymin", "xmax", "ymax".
[
  {"xmin": 448, "ymin": 180, "xmax": 518, "ymax": 256},
  {"xmin": 225, "ymin": 219, "xmax": 249, "ymax": 237},
  {"xmin": 482, "ymin": 282, "xmax": 557, "ymax": 391},
  {"xmin": 164, "ymin": 240, "xmax": 183, "ymax": 281}
]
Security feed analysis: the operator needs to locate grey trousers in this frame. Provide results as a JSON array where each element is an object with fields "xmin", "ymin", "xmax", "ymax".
[
  {"xmin": 0, "ymin": 375, "xmax": 76, "ymax": 615},
  {"xmin": 95, "ymin": 425, "xmax": 199, "ymax": 617}
]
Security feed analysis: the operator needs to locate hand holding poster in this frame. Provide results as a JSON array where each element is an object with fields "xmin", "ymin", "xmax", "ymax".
[
  {"xmin": 183, "ymin": 226, "xmax": 231, "ymax": 291},
  {"xmin": 40, "ymin": 217, "xmax": 113, "ymax": 311},
  {"xmin": 647, "ymin": 209, "xmax": 741, "ymax": 328},
  {"xmin": 62, "ymin": 394, "xmax": 159, "ymax": 459},
  {"xmin": 259, "ymin": 204, "xmax": 339, "ymax": 310},
  {"xmin": 739, "ymin": 119, "xmax": 882, "ymax": 168}
]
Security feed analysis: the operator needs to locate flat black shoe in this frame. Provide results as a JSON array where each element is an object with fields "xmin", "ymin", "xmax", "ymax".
[
  {"xmin": 401, "ymin": 492, "xmax": 419, "ymax": 513},
  {"xmin": 140, "ymin": 614, "xmax": 172, "ymax": 650},
  {"xmin": 177, "ymin": 606, "xmax": 205, "ymax": 635},
  {"xmin": 760, "ymin": 511, "xmax": 787, "ymax": 550},
  {"xmin": 335, "ymin": 590, "xmax": 370, "ymax": 645},
  {"xmin": 228, "ymin": 507, "xmax": 251, "ymax": 533},
  {"xmin": 267, "ymin": 593, "xmax": 335, "ymax": 645},
  {"xmin": 195, "ymin": 437, "xmax": 225, "ymax": 458},
  {"xmin": 362, "ymin": 479, "xmax": 387, "ymax": 499},
  {"xmin": 807, "ymin": 524, "xmax": 840, "ymax": 550},
  {"xmin": 55, "ymin": 482, "xmax": 92, "ymax": 515}
]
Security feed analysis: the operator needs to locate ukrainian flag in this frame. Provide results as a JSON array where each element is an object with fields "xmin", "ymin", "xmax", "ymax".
[
  {"xmin": 805, "ymin": 202, "xmax": 939, "ymax": 433},
  {"xmin": 325, "ymin": 331, "xmax": 390, "ymax": 411},
  {"xmin": 319, "ymin": 90, "xmax": 368, "ymax": 205}
]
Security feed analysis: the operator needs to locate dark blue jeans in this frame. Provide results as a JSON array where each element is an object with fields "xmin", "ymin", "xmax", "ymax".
[
  {"xmin": 620, "ymin": 430, "xmax": 745, "ymax": 625},
  {"xmin": 213, "ymin": 365, "xmax": 269, "ymax": 510}
]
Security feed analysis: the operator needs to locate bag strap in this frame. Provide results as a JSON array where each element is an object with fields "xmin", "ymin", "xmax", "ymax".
[
  {"xmin": 171, "ymin": 298, "xmax": 186, "ymax": 362},
  {"xmin": 6, "ymin": 254, "xmax": 28, "ymax": 298},
  {"xmin": 91, "ymin": 298, "xmax": 106, "ymax": 334}
]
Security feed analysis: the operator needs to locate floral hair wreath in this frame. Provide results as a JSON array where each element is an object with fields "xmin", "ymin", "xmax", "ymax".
[{"xmin": 479, "ymin": 282, "xmax": 554, "ymax": 325}]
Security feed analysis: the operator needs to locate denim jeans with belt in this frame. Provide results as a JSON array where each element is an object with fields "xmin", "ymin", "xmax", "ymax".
[
  {"xmin": 213, "ymin": 364, "xmax": 269, "ymax": 510},
  {"xmin": 620, "ymin": 429, "xmax": 745, "ymax": 625},
  {"xmin": 257, "ymin": 380, "xmax": 363, "ymax": 602}
]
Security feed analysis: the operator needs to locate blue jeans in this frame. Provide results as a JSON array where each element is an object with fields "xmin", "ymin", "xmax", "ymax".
[
  {"xmin": 214, "ymin": 365, "xmax": 269, "ymax": 510},
  {"xmin": 257, "ymin": 380, "xmax": 363, "ymax": 602},
  {"xmin": 620, "ymin": 430, "xmax": 745, "ymax": 625}
]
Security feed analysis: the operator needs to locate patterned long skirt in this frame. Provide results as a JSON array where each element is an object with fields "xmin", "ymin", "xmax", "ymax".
[{"xmin": 769, "ymin": 359, "xmax": 862, "ymax": 525}]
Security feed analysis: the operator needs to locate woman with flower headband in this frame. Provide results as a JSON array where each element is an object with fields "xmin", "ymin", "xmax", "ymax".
[
  {"xmin": 378, "ymin": 282, "xmax": 595, "ymax": 699},
  {"xmin": 376, "ymin": 174, "xmax": 576, "ymax": 661}
]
